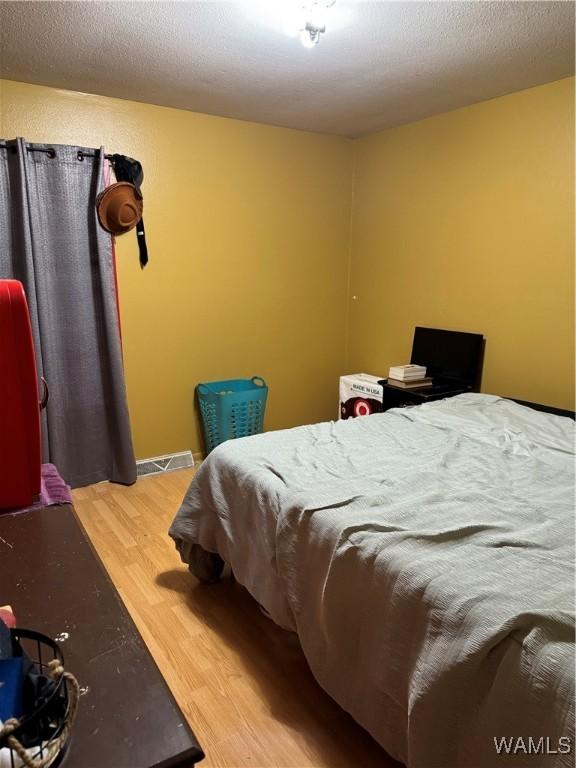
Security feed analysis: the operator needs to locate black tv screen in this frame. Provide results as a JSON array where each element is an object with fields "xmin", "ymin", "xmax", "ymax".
[{"xmin": 410, "ymin": 327, "xmax": 484, "ymax": 388}]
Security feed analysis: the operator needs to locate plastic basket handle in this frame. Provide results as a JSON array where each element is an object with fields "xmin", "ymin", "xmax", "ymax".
[
  {"xmin": 197, "ymin": 382, "xmax": 221, "ymax": 395},
  {"xmin": 197, "ymin": 379, "xmax": 267, "ymax": 395}
]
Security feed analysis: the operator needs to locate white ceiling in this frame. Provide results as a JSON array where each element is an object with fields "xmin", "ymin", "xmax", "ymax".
[{"xmin": 0, "ymin": 1, "xmax": 573, "ymax": 137}]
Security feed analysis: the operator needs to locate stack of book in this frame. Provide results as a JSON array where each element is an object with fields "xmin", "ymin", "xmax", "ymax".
[{"xmin": 387, "ymin": 364, "xmax": 433, "ymax": 389}]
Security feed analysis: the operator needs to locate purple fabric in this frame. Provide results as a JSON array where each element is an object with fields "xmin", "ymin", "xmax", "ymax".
[{"xmin": 2, "ymin": 464, "xmax": 72, "ymax": 516}]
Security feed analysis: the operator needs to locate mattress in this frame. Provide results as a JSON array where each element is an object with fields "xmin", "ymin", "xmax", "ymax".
[{"xmin": 169, "ymin": 393, "xmax": 575, "ymax": 767}]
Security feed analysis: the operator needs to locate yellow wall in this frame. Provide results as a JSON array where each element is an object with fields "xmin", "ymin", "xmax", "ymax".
[
  {"xmin": 349, "ymin": 77, "xmax": 575, "ymax": 410},
  {"xmin": 1, "ymin": 76, "xmax": 574, "ymax": 462},
  {"xmin": 0, "ymin": 79, "xmax": 353, "ymax": 458}
]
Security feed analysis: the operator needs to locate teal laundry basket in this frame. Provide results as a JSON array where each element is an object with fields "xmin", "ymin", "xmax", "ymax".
[{"xmin": 197, "ymin": 377, "xmax": 268, "ymax": 454}]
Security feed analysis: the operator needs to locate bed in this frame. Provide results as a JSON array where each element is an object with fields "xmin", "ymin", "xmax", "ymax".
[{"xmin": 169, "ymin": 393, "xmax": 575, "ymax": 767}]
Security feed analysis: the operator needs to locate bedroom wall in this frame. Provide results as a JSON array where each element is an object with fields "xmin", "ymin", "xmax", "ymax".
[
  {"xmin": 0, "ymin": 79, "xmax": 354, "ymax": 458},
  {"xmin": 1, "ymin": 76, "xmax": 573, "ymax": 466},
  {"xmin": 348, "ymin": 77, "xmax": 575, "ymax": 410}
]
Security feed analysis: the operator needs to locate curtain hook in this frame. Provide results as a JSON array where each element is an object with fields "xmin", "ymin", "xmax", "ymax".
[
  {"xmin": 47, "ymin": 149, "xmax": 56, "ymax": 159},
  {"xmin": 77, "ymin": 151, "xmax": 84, "ymax": 162}
]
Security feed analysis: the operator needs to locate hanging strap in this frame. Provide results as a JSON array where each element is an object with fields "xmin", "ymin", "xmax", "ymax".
[
  {"xmin": 111, "ymin": 154, "xmax": 149, "ymax": 269},
  {"xmin": 135, "ymin": 218, "xmax": 148, "ymax": 268}
]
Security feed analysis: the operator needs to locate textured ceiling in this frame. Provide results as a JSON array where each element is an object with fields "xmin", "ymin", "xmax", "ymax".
[{"xmin": 0, "ymin": 1, "xmax": 573, "ymax": 137}]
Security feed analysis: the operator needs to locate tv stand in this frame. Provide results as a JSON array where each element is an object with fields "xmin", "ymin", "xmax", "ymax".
[
  {"xmin": 379, "ymin": 380, "xmax": 471, "ymax": 412},
  {"xmin": 381, "ymin": 326, "xmax": 485, "ymax": 412}
]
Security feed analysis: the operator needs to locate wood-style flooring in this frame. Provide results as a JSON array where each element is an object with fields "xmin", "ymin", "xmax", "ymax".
[{"xmin": 73, "ymin": 469, "xmax": 400, "ymax": 768}]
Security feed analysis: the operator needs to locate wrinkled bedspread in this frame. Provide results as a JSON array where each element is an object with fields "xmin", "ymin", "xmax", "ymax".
[{"xmin": 169, "ymin": 394, "xmax": 575, "ymax": 767}]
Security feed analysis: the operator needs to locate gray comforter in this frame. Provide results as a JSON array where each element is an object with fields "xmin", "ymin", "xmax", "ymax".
[{"xmin": 169, "ymin": 394, "xmax": 575, "ymax": 767}]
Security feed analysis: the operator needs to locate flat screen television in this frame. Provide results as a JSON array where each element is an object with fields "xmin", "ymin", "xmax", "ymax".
[{"xmin": 410, "ymin": 327, "xmax": 484, "ymax": 389}]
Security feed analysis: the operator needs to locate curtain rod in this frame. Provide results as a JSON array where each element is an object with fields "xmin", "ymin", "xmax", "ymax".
[{"xmin": 0, "ymin": 143, "xmax": 115, "ymax": 162}]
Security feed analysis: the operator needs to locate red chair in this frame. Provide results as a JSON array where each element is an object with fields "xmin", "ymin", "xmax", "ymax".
[{"xmin": 0, "ymin": 280, "xmax": 41, "ymax": 509}]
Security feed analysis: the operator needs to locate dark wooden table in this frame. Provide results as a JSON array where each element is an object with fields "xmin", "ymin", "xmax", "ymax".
[{"xmin": 0, "ymin": 504, "xmax": 204, "ymax": 768}]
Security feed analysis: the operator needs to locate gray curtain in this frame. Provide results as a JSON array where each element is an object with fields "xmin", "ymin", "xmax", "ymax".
[{"xmin": 0, "ymin": 138, "xmax": 136, "ymax": 488}]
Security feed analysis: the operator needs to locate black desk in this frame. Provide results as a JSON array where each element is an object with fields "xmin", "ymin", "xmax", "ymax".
[
  {"xmin": 379, "ymin": 379, "xmax": 470, "ymax": 411},
  {"xmin": 0, "ymin": 504, "xmax": 204, "ymax": 768}
]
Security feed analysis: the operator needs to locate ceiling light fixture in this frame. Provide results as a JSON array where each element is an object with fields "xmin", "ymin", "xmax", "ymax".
[{"xmin": 284, "ymin": 1, "xmax": 336, "ymax": 48}]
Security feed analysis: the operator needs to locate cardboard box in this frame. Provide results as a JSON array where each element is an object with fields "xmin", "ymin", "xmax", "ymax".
[{"xmin": 339, "ymin": 373, "xmax": 384, "ymax": 420}]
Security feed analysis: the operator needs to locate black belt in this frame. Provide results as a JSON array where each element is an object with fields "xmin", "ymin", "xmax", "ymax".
[{"xmin": 111, "ymin": 154, "xmax": 149, "ymax": 268}]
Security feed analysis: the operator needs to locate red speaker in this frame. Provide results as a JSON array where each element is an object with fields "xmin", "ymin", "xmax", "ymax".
[{"xmin": 0, "ymin": 280, "xmax": 41, "ymax": 509}]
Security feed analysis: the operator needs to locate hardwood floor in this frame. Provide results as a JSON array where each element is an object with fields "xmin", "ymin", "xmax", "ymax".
[{"xmin": 73, "ymin": 469, "xmax": 400, "ymax": 768}]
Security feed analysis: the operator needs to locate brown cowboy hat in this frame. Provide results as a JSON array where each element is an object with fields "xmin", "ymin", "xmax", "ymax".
[{"xmin": 96, "ymin": 182, "xmax": 143, "ymax": 235}]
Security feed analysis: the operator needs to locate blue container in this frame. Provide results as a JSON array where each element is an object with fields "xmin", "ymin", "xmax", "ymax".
[{"xmin": 197, "ymin": 377, "xmax": 268, "ymax": 454}]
